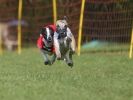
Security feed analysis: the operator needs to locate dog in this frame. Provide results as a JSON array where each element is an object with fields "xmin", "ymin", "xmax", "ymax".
[
  {"xmin": 37, "ymin": 25, "xmax": 56, "ymax": 65},
  {"xmin": 54, "ymin": 17, "xmax": 76, "ymax": 67},
  {"xmin": 0, "ymin": 22, "xmax": 18, "ymax": 51}
]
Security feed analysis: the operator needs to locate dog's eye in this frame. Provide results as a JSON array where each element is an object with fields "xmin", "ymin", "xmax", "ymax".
[
  {"xmin": 64, "ymin": 25, "xmax": 67, "ymax": 31},
  {"xmin": 50, "ymin": 29, "xmax": 54, "ymax": 35}
]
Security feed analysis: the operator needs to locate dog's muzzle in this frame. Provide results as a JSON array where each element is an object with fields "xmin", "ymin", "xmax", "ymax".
[
  {"xmin": 47, "ymin": 37, "xmax": 52, "ymax": 42},
  {"xmin": 60, "ymin": 32, "xmax": 67, "ymax": 37},
  {"xmin": 56, "ymin": 26, "xmax": 67, "ymax": 38},
  {"xmin": 58, "ymin": 29, "xmax": 67, "ymax": 38}
]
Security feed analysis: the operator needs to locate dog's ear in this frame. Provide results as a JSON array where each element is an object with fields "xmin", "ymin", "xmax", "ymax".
[
  {"xmin": 40, "ymin": 28, "xmax": 46, "ymax": 35},
  {"xmin": 63, "ymin": 16, "xmax": 67, "ymax": 21},
  {"xmin": 40, "ymin": 28, "xmax": 47, "ymax": 39}
]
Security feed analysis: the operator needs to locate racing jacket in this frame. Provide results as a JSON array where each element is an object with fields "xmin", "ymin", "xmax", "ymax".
[{"xmin": 37, "ymin": 25, "xmax": 56, "ymax": 53}]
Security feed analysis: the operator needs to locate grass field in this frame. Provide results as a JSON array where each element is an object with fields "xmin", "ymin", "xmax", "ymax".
[{"xmin": 0, "ymin": 48, "xmax": 133, "ymax": 100}]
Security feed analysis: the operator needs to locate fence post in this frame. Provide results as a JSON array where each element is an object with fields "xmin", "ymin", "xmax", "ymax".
[
  {"xmin": 18, "ymin": 0, "xmax": 23, "ymax": 54},
  {"xmin": 0, "ymin": 28, "xmax": 2, "ymax": 55},
  {"xmin": 129, "ymin": 26, "xmax": 133, "ymax": 58},
  {"xmin": 53, "ymin": 0, "xmax": 57, "ymax": 24},
  {"xmin": 77, "ymin": 0, "xmax": 85, "ymax": 56}
]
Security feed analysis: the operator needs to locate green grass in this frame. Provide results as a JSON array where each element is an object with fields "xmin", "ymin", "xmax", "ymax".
[{"xmin": 0, "ymin": 48, "xmax": 133, "ymax": 100}]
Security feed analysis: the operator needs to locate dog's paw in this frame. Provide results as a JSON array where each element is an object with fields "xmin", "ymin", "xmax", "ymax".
[
  {"xmin": 57, "ymin": 57, "xmax": 61, "ymax": 60},
  {"xmin": 44, "ymin": 61, "xmax": 50, "ymax": 65},
  {"xmin": 57, "ymin": 56, "xmax": 61, "ymax": 60},
  {"xmin": 67, "ymin": 62, "xmax": 73, "ymax": 68}
]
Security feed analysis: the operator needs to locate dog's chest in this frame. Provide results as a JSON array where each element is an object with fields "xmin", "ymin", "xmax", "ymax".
[
  {"xmin": 58, "ymin": 38, "xmax": 70, "ymax": 55},
  {"xmin": 59, "ymin": 38, "xmax": 69, "ymax": 47},
  {"xmin": 42, "ymin": 39, "xmax": 54, "ymax": 54}
]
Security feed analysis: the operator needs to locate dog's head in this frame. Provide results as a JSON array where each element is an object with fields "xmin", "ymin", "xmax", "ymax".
[
  {"xmin": 56, "ymin": 18, "xmax": 68, "ymax": 38},
  {"xmin": 40, "ymin": 26, "xmax": 54, "ymax": 43}
]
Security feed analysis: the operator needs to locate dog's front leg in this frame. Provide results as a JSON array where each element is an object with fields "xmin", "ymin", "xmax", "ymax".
[
  {"xmin": 50, "ymin": 54, "xmax": 56, "ymax": 64},
  {"xmin": 64, "ymin": 51, "xmax": 73, "ymax": 67},
  {"xmin": 40, "ymin": 49, "xmax": 50, "ymax": 65},
  {"xmin": 54, "ymin": 37, "xmax": 61, "ymax": 60}
]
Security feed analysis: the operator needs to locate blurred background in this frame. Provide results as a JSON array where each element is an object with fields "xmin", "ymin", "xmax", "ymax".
[{"xmin": 0, "ymin": 0, "xmax": 133, "ymax": 54}]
